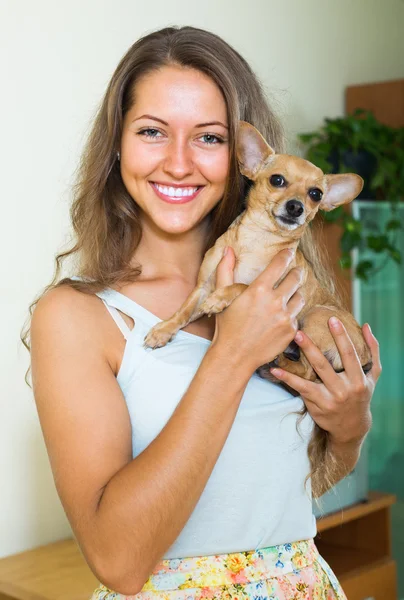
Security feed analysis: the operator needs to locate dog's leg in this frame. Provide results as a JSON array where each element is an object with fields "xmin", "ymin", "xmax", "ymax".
[
  {"xmin": 144, "ymin": 285, "xmax": 212, "ymax": 349},
  {"xmin": 200, "ymin": 283, "xmax": 248, "ymax": 316}
]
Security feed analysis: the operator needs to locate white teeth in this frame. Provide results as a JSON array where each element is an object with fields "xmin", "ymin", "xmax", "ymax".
[{"xmin": 154, "ymin": 184, "xmax": 199, "ymax": 198}]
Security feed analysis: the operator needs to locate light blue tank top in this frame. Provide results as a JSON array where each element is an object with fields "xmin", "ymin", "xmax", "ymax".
[{"xmin": 92, "ymin": 285, "xmax": 317, "ymax": 557}]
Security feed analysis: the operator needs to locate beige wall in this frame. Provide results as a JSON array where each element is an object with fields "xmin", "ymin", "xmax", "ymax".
[{"xmin": 1, "ymin": 0, "xmax": 403, "ymax": 558}]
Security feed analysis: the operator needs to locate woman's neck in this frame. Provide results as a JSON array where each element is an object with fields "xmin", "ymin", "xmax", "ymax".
[{"xmin": 130, "ymin": 222, "xmax": 210, "ymax": 285}]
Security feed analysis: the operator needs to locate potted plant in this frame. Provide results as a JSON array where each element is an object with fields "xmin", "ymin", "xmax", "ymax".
[{"xmin": 298, "ymin": 109, "xmax": 404, "ymax": 280}]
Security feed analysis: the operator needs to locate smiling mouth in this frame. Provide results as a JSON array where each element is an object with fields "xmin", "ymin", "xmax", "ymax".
[
  {"xmin": 151, "ymin": 182, "xmax": 203, "ymax": 199},
  {"xmin": 149, "ymin": 182, "xmax": 205, "ymax": 204}
]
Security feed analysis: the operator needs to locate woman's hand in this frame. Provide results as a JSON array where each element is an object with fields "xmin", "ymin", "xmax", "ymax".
[
  {"xmin": 211, "ymin": 247, "xmax": 306, "ymax": 375},
  {"xmin": 269, "ymin": 318, "xmax": 382, "ymax": 446}
]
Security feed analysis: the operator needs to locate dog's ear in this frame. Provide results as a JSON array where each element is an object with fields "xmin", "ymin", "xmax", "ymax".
[
  {"xmin": 236, "ymin": 121, "xmax": 275, "ymax": 180},
  {"xmin": 321, "ymin": 174, "xmax": 364, "ymax": 211}
]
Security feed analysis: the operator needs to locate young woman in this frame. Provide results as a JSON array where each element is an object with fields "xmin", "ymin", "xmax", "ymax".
[{"xmin": 25, "ymin": 26, "xmax": 381, "ymax": 599}]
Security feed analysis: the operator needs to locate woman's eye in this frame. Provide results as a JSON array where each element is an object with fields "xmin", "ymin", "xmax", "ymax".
[
  {"xmin": 138, "ymin": 128, "xmax": 163, "ymax": 139},
  {"xmin": 270, "ymin": 174, "xmax": 286, "ymax": 187},
  {"xmin": 200, "ymin": 134, "xmax": 223, "ymax": 145},
  {"xmin": 308, "ymin": 187, "xmax": 323, "ymax": 202}
]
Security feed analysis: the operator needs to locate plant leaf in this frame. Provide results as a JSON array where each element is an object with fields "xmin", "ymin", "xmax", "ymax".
[
  {"xmin": 386, "ymin": 219, "xmax": 401, "ymax": 231},
  {"xmin": 388, "ymin": 248, "xmax": 402, "ymax": 264},
  {"xmin": 355, "ymin": 260, "xmax": 373, "ymax": 281},
  {"xmin": 367, "ymin": 234, "xmax": 389, "ymax": 252}
]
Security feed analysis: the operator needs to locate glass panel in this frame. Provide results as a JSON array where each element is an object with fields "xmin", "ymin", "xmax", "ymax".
[{"xmin": 353, "ymin": 200, "xmax": 404, "ymax": 597}]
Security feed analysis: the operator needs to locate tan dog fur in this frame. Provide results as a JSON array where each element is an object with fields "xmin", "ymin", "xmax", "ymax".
[{"xmin": 144, "ymin": 121, "xmax": 372, "ymax": 384}]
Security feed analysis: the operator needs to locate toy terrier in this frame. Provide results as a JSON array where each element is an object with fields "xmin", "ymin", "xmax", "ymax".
[{"xmin": 144, "ymin": 121, "xmax": 372, "ymax": 386}]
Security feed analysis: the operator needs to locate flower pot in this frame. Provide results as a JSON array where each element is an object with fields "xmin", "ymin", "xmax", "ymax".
[{"xmin": 328, "ymin": 148, "xmax": 377, "ymax": 199}]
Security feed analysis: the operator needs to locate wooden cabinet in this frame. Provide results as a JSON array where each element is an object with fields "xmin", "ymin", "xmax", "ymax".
[
  {"xmin": 346, "ymin": 79, "xmax": 404, "ymax": 128},
  {"xmin": 0, "ymin": 540, "xmax": 98, "ymax": 600},
  {"xmin": 0, "ymin": 492, "xmax": 397, "ymax": 600},
  {"xmin": 316, "ymin": 491, "xmax": 397, "ymax": 599}
]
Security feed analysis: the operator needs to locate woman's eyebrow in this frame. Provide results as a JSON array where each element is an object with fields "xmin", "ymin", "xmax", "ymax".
[
  {"xmin": 132, "ymin": 114, "xmax": 168, "ymax": 125},
  {"xmin": 132, "ymin": 114, "xmax": 228, "ymax": 129},
  {"xmin": 196, "ymin": 121, "xmax": 229, "ymax": 129}
]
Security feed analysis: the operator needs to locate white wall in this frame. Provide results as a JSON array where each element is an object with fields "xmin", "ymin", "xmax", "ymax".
[{"xmin": 1, "ymin": 0, "xmax": 404, "ymax": 558}]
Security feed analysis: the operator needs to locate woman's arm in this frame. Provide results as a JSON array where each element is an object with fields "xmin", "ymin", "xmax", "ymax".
[
  {"xmin": 31, "ymin": 249, "xmax": 303, "ymax": 596},
  {"xmin": 31, "ymin": 288, "xmax": 250, "ymax": 595}
]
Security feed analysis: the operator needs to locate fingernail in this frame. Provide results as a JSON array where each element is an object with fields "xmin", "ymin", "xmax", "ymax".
[
  {"xmin": 270, "ymin": 368, "xmax": 282, "ymax": 377},
  {"xmin": 223, "ymin": 246, "xmax": 228, "ymax": 257},
  {"xmin": 367, "ymin": 323, "xmax": 372, "ymax": 335},
  {"xmin": 329, "ymin": 316, "xmax": 340, "ymax": 329},
  {"xmin": 294, "ymin": 332, "xmax": 303, "ymax": 343}
]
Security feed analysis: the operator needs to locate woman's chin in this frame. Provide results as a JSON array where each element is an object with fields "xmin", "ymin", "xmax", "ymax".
[{"xmin": 152, "ymin": 215, "xmax": 209, "ymax": 236}]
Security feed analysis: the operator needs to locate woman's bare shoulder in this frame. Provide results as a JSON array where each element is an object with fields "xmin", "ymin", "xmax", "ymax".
[
  {"xmin": 33, "ymin": 284, "xmax": 101, "ymax": 323},
  {"xmin": 31, "ymin": 283, "xmax": 121, "ymax": 372}
]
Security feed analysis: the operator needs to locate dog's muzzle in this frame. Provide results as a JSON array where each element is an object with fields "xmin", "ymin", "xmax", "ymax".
[
  {"xmin": 285, "ymin": 199, "xmax": 304, "ymax": 218},
  {"xmin": 273, "ymin": 199, "xmax": 305, "ymax": 228}
]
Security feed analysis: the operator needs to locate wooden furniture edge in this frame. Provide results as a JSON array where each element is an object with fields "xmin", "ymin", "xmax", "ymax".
[
  {"xmin": 0, "ymin": 579, "xmax": 46, "ymax": 600},
  {"xmin": 316, "ymin": 490, "xmax": 396, "ymax": 532}
]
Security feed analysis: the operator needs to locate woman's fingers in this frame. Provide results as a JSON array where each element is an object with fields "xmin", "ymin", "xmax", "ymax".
[
  {"xmin": 287, "ymin": 291, "xmax": 306, "ymax": 318},
  {"xmin": 251, "ymin": 249, "xmax": 295, "ymax": 291},
  {"xmin": 276, "ymin": 267, "xmax": 304, "ymax": 303},
  {"xmin": 270, "ymin": 320, "xmax": 379, "ymax": 398},
  {"xmin": 273, "ymin": 330, "xmax": 341, "ymax": 400},
  {"xmin": 326, "ymin": 317, "xmax": 364, "ymax": 381},
  {"xmin": 215, "ymin": 246, "xmax": 235, "ymax": 288},
  {"xmin": 269, "ymin": 365, "xmax": 318, "ymax": 400},
  {"xmin": 362, "ymin": 323, "xmax": 382, "ymax": 381}
]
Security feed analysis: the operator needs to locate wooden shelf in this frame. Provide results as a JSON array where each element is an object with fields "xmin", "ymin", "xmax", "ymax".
[
  {"xmin": 0, "ymin": 492, "xmax": 398, "ymax": 600},
  {"xmin": 317, "ymin": 542, "xmax": 384, "ymax": 576},
  {"xmin": 316, "ymin": 490, "xmax": 396, "ymax": 532},
  {"xmin": 315, "ymin": 491, "xmax": 398, "ymax": 599},
  {"xmin": 0, "ymin": 539, "xmax": 98, "ymax": 600}
]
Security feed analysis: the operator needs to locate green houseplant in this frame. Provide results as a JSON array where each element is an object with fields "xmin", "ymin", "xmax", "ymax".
[{"xmin": 298, "ymin": 109, "xmax": 404, "ymax": 280}]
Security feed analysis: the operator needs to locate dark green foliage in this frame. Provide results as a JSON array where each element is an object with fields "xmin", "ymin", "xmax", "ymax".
[{"xmin": 299, "ymin": 109, "xmax": 403, "ymax": 280}]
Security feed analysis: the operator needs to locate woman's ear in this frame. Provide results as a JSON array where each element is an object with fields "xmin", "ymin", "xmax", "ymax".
[
  {"xmin": 236, "ymin": 121, "xmax": 275, "ymax": 180},
  {"xmin": 321, "ymin": 174, "xmax": 364, "ymax": 211}
]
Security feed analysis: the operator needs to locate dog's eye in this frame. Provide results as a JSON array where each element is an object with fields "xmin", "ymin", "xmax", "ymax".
[
  {"xmin": 270, "ymin": 174, "xmax": 286, "ymax": 187},
  {"xmin": 308, "ymin": 188, "xmax": 323, "ymax": 202}
]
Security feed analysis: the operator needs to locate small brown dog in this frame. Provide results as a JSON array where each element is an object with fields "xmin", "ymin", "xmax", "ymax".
[
  {"xmin": 144, "ymin": 121, "xmax": 372, "ymax": 383},
  {"xmin": 144, "ymin": 121, "xmax": 373, "ymax": 496}
]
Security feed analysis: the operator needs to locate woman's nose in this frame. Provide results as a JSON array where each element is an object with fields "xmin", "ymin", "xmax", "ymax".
[{"xmin": 163, "ymin": 138, "xmax": 194, "ymax": 179}]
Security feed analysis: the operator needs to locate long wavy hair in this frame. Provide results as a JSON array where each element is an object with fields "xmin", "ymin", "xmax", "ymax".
[{"xmin": 21, "ymin": 25, "xmax": 340, "ymax": 498}]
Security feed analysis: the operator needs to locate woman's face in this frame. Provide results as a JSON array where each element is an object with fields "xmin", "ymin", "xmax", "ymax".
[{"xmin": 120, "ymin": 65, "xmax": 230, "ymax": 237}]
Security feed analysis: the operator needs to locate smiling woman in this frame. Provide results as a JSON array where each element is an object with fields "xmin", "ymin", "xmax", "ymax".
[
  {"xmin": 22, "ymin": 25, "xmax": 379, "ymax": 600},
  {"xmin": 118, "ymin": 65, "xmax": 229, "ymax": 237}
]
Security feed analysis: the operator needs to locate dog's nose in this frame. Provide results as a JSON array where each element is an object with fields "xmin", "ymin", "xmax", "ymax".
[{"xmin": 285, "ymin": 199, "xmax": 304, "ymax": 218}]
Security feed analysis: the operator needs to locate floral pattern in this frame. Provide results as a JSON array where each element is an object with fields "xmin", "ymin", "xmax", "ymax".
[{"xmin": 90, "ymin": 539, "xmax": 346, "ymax": 600}]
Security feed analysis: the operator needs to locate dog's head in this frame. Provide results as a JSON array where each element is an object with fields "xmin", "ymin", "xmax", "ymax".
[{"xmin": 236, "ymin": 122, "xmax": 363, "ymax": 234}]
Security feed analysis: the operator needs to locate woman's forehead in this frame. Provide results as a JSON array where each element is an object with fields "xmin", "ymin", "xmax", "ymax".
[{"xmin": 127, "ymin": 65, "xmax": 228, "ymax": 125}]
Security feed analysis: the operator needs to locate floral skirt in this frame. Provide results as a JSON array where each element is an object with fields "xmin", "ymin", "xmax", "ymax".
[{"xmin": 90, "ymin": 539, "xmax": 346, "ymax": 599}]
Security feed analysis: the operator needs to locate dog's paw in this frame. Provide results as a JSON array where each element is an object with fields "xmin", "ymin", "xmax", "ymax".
[
  {"xmin": 200, "ymin": 294, "xmax": 230, "ymax": 316},
  {"xmin": 144, "ymin": 323, "xmax": 176, "ymax": 349}
]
